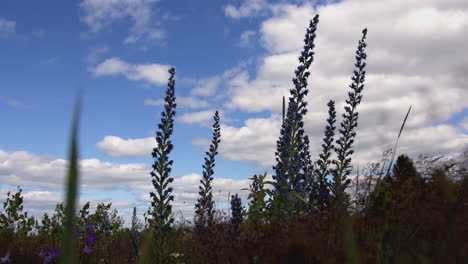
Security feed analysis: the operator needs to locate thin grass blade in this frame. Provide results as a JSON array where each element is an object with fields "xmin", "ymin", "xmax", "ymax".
[
  {"xmin": 384, "ymin": 105, "xmax": 412, "ymax": 177},
  {"xmin": 60, "ymin": 90, "xmax": 83, "ymax": 264}
]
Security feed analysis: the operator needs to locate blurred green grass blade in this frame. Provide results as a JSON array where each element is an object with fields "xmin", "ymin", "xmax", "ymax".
[
  {"xmin": 138, "ymin": 228, "xmax": 155, "ymax": 264},
  {"xmin": 385, "ymin": 105, "xmax": 412, "ymax": 178},
  {"xmin": 60, "ymin": 91, "xmax": 83, "ymax": 264},
  {"xmin": 341, "ymin": 209, "xmax": 361, "ymax": 264}
]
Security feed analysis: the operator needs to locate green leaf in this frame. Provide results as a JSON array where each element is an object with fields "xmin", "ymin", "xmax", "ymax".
[{"xmin": 291, "ymin": 191, "xmax": 308, "ymax": 204}]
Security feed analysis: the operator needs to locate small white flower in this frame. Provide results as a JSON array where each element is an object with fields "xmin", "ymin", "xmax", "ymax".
[{"xmin": 170, "ymin": 252, "xmax": 183, "ymax": 258}]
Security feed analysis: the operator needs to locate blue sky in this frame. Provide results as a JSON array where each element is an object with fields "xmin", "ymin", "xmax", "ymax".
[{"xmin": 1, "ymin": 0, "xmax": 467, "ymax": 228}]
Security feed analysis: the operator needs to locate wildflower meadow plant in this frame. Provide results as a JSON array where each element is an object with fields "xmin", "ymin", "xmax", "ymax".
[
  {"xmin": 271, "ymin": 14, "xmax": 320, "ymax": 223},
  {"xmin": 38, "ymin": 247, "xmax": 60, "ymax": 264},
  {"xmin": 311, "ymin": 100, "xmax": 337, "ymax": 213},
  {"xmin": 147, "ymin": 66, "xmax": 176, "ymax": 262},
  {"xmin": 130, "ymin": 207, "xmax": 142, "ymax": 260},
  {"xmin": 330, "ymin": 28, "xmax": 368, "ymax": 208},
  {"xmin": 82, "ymin": 223, "xmax": 98, "ymax": 254},
  {"xmin": 229, "ymin": 194, "xmax": 244, "ymax": 235},
  {"xmin": 0, "ymin": 252, "xmax": 9, "ymax": 264},
  {"xmin": 194, "ymin": 110, "xmax": 220, "ymax": 230},
  {"xmin": 242, "ymin": 172, "xmax": 271, "ymax": 224}
]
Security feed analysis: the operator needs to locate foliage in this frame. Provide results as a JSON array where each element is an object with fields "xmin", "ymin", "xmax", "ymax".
[{"xmin": 0, "ymin": 186, "xmax": 37, "ymax": 238}]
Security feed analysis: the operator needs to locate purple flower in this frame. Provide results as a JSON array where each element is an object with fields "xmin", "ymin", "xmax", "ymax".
[
  {"xmin": 85, "ymin": 222, "xmax": 94, "ymax": 231},
  {"xmin": 229, "ymin": 194, "xmax": 244, "ymax": 234},
  {"xmin": 85, "ymin": 231, "xmax": 98, "ymax": 245},
  {"xmin": 0, "ymin": 252, "xmax": 10, "ymax": 263},
  {"xmin": 83, "ymin": 245, "xmax": 93, "ymax": 254},
  {"xmin": 38, "ymin": 248, "xmax": 59, "ymax": 264}
]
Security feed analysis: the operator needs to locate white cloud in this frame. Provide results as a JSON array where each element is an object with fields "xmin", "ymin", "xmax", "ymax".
[
  {"xmin": 93, "ymin": 57, "xmax": 171, "ymax": 86},
  {"xmin": 239, "ymin": 30, "xmax": 257, "ymax": 47},
  {"xmin": 214, "ymin": 0, "xmax": 468, "ymax": 170},
  {"xmin": 0, "ymin": 18, "xmax": 15, "ymax": 38},
  {"xmin": 260, "ymin": 3, "xmax": 316, "ymax": 54},
  {"xmin": 88, "ymin": 0, "xmax": 468, "ymax": 175},
  {"xmin": 96, "ymin": 136, "xmax": 156, "ymax": 158},
  {"xmin": 191, "ymin": 76, "xmax": 222, "ymax": 96},
  {"xmin": 144, "ymin": 96, "xmax": 210, "ymax": 109},
  {"xmin": 177, "ymin": 109, "xmax": 224, "ymax": 127},
  {"xmin": 143, "ymin": 99, "xmax": 164, "ymax": 106},
  {"xmin": 224, "ymin": 0, "xmax": 270, "ymax": 19},
  {"xmin": 219, "ymin": 116, "xmax": 281, "ymax": 167},
  {"xmin": 191, "ymin": 137, "xmax": 211, "ymax": 147},
  {"xmin": 187, "ymin": 65, "xmax": 245, "ymax": 99},
  {"xmin": 79, "ymin": 0, "xmax": 164, "ymax": 43},
  {"xmin": 0, "ymin": 148, "xmax": 253, "ymax": 227},
  {"xmin": 94, "ymin": 57, "xmax": 130, "ymax": 75},
  {"xmin": 395, "ymin": 7, "xmax": 467, "ymax": 36}
]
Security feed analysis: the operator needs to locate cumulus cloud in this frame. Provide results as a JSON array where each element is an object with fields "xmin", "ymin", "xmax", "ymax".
[
  {"xmin": 0, "ymin": 18, "xmax": 15, "ymax": 38},
  {"xmin": 224, "ymin": 0, "xmax": 270, "ymax": 19},
  {"xmin": 0, "ymin": 148, "xmax": 252, "ymax": 227},
  {"xmin": 93, "ymin": 57, "xmax": 172, "ymax": 86},
  {"xmin": 191, "ymin": 137, "xmax": 211, "ymax": 147},
  {"xmin": 217, "ymin": 0, "xmax": 468, "ymax": 172},
  {"xmin": 190, "ymin": 76, "xmax": 222, "ymax": 97},
  {"xmin": 219, "ymin": 116, "xmax": 281, "ymax": 167},
  {"xmin": 144, "ymin": 96, "xmax": 210, "ymax": 109},
  {"xmin": 79, "ymin": 0, "xmax": 164, "ymax": 43},
  {"xmin": 137, "ymin": 172, "xmax": 251, "ymax": 221},
  {"xmin": 190, "ymin": 65, "xmax": 247, "ymax": 98},
  {"xmin": 177, "ymin": 109, "xmax": 225, "ymax": 127},
  {"xmin": 96, "ymin": 136, "xmax": 156, "ymax": 158}
]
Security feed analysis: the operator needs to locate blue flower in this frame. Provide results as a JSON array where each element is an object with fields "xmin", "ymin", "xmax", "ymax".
[
  {"xmin": 83, "ymin": 245, "xmax": 93, "ymax": 254},
  {"xmin": 230, "ymin": 193, "xmax": 244, "ymax": 233},
  {"xmin": 0, "ymin": 252, "xmax": 10, "ymax": 263},
  {"xmin": 38, "ymin": 248, "xmax": 59, "ymax": 264},
  {"xmin": 85, "ymin": 231, "xmax": 98, "ymax": 245},
  {"xmin": 84, "ymin": 222, "xmax": 93, "ymax": 231}
]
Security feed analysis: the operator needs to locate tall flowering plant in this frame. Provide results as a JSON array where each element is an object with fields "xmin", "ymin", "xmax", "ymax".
[
  {"xmin": 330, "ymin": 28, "xmax": 368, "ymax": 208},
  {"xmin": 130, "ymin": 207, "xmax": 142, "ymax": 260},
  {"xmin": 242, "ymin": 172, "xmax": 271, "ymax": 224},
  {"xmin": 147, "ymin": 67, "xmax": 176, "ymax": 262},
  {"xmin": 311, "ymin": 100, "xmax": 336, "ymax": 213},
  {"xmin": 270, "ymin": 14, "xmax": 319, "ymax": 222},
  {"xmin": 194, "ymin": 110, "xmax": 220, "ymax": 229},
  {"xmin": 229, "ymin": 194, "xmax": 244, "ymax": 235}
]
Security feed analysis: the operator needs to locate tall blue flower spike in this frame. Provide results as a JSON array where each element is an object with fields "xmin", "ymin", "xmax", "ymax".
[
  {"xmin": 271, "ymin": 14, "xmax": 320, "ymax": 223},
  {"xmin": 330, "ymin": 28, "xmax": 368, "ymax": 207}
]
